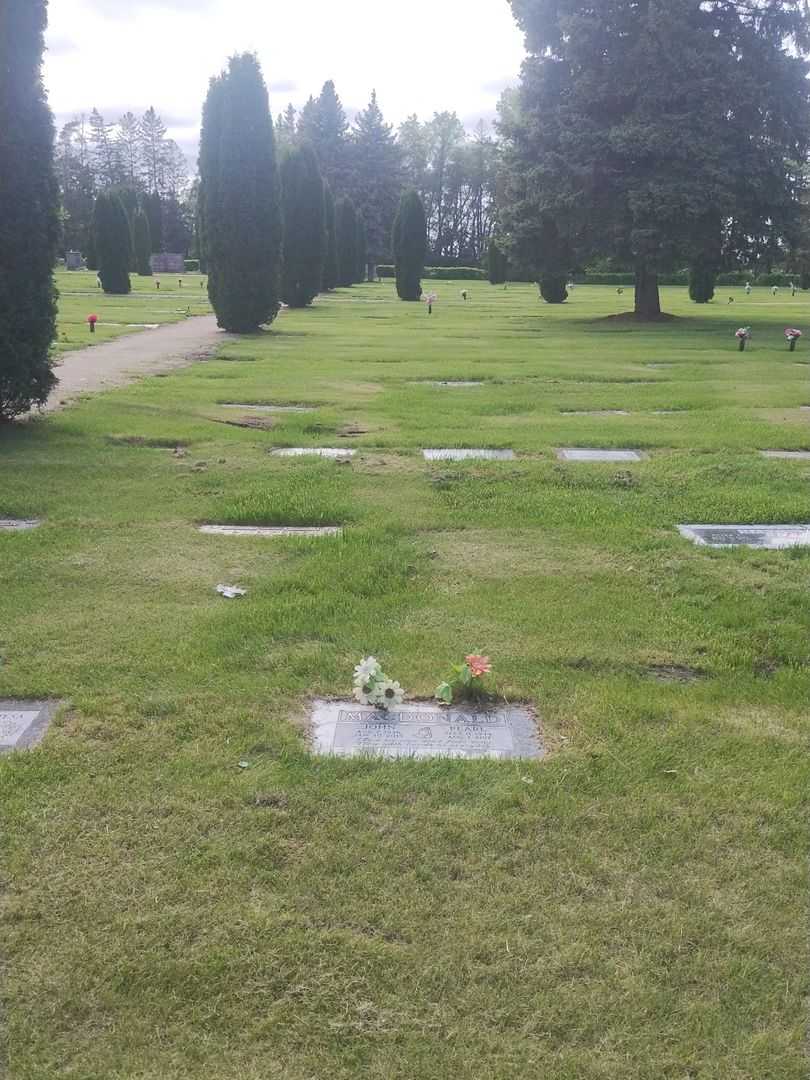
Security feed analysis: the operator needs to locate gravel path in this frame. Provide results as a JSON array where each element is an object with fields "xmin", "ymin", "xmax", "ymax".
[{"xmin": 43, "ymin": 316, "xmax": 228, "ymax": 412}]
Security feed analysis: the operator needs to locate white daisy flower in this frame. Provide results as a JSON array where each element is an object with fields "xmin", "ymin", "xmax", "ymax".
[
  {"xmin": 353, "ymin": 682, "xmax": 379, "ymax": 705},
  {"xmin": 372, "ymin": 679, "xmax": 405, "ymax": 710},
  {"xmin": 353, "ymin": 656, "xmax": 381, "ymax": 684}
]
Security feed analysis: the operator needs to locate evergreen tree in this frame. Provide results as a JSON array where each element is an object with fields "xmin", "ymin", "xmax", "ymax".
[
  {"xmin": 487, "ymin": 240, "xmax": 508, "ymax": 284},
  {"xmin": 335, "ymin": 196, "xmax": 357, "ymax": 287},
  {"xmin": 199, "ymin": 53, "xmax": 283, "ymax": 332},
  {"xmin": 688, "ymin": 265, "xmax": 716, "ymax": 303},
  {"xmin": 281, "ymin": 143, "xmax": 326, "ymax": 307},
  {"xmin": 392, "ymin": 189, "xmax": 426, "ymax": 301},
  {"xmin": 355, "ymin": 214, "xmax": 368, "ymax": 282},
  {"xmin": 322, "ymin": 181, "xmax": 338, "ymax": 290},
  {"xmin": 275, "ymin": 104, "xmax": 298, "ymax": 155},
  {"xmin": 117, "ymin": 111, "xmax": 141, "ymax": 188},
  {"xmin": 349, "ymin": 91, "xmax": 402, "ymax": 266},
  {"xmin": 133, "ymin": 208, "xmax": 152, "ymax": 275},
  {"xmin": 94, "ymin": 190, "xmax": 131, "ymax": 294},
  {"xmin": 0, "ymin": 0, "xmax": 60, "ymax": 420},
  {"xmin": 298, "ymin": 80, "xmax": 349, "ymax": 194},
  {"xmin": 140, "ymin": 107, "xmax": 169, "ymax": 194},
  {"xmin": 502, "ymin": 0, "xmax": 810, "ymax": 318},
  {"xmin": 89, "ymin": 107, "xmax": 121, "ymax": 188},
  {"xmin": 144, "ymin": 191, "xmax": 163, "ymax": 253}
]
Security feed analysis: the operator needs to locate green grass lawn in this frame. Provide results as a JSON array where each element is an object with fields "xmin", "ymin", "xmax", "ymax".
[
  {"xmin": 54, "ymin": 269, "xmax": 211, "ymax": 351},
  {"xmin": 2, "ymin": 281, "xmax": 810, "ymax": 1078}
]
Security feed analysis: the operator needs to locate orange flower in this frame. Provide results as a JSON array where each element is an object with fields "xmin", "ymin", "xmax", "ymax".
[{"xmin": 465, "ymin": 654, "xmax": 491, "ymax": 678}]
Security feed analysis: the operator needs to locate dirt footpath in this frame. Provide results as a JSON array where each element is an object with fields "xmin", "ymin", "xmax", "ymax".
[{"xmin": 43, "ymin": 316, "xmax": 228, "ymax": 412}]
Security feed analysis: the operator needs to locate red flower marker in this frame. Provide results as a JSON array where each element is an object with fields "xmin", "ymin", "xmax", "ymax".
[{"xmin": 87, "ymin": 313, "xmax": 98, "ymax": 334}]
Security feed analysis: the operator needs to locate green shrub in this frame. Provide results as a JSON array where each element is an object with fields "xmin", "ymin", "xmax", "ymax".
[
  {"xmin": 540, "ymin": 273, "xmax": 568, "ymax": 303},
  {"xmin": 688, "ymin": 265, "xmax": 716, "ymax": 303},
  {"xmin": 376, "ymin": 265, "xmax": 485, "ymax": 281}
]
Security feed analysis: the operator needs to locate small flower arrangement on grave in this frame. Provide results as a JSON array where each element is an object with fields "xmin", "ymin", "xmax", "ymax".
[
  {"xmin": 785, "ymin": 328, "xmax": 802, "ymax": 351},
  {"xmin": 352, "ymin": 656, "xmax": 405, "ymax": 710},
  {"xmin": 735, "ymin": 326, "xmax": 751, "ymax": 351},
  {"xmin": 435, "ymin": 654, "xmax": 492, "ymax": 705}
]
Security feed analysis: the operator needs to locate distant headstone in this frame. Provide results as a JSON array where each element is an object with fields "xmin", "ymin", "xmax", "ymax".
[
  {"xmin": 310, "ymin": 700, "xmax": 542, "ymax": 760},
  {"xmin": 0, "ymin": 518, "xmax": 41, "ymax": 531},
  {"xmin": 429, "ymin": 381, "xmax": 484, "ymax": 388},
  {"xmin": 760, "ymin": 450, "xmax": 810, "ymax": 460},
  {"xmin": 150, "ymin": 253, "xmax": 186, "ymax": 274},
  {"xmin": 199, "ymin": 525, "xmax": 342, "ymax": 538},
  {"xmin": 678, "ymin": 524, "xmax": 810, "ymax": 549},
  {"xmin": 557, "ymin": 448, "xmax": 643, "ymax": 462},
  {"xmin": 65, "ymin": 251, "xmax": 83, "ymax": 271},
  {"xmin": 220, "ymin": 403, "xmax": 316, "ymax": 413},
  {"xmin": 271, "ymin": 448, "xmax": 355, "ymax": 458},
  {"xmin": 0, "ymin": 700, "xmax": 56, "ymax": 752},
  {"xmin": 423, "ymin": 449, "xmax": 516, "ymax": 461},
  {"xmin": 560, "ymin": 410, "xmax": 630, "ymax": 416}
]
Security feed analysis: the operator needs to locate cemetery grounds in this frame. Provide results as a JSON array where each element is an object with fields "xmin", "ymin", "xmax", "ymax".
[{"xmin": 2, "ymin": 278, "xmax": 809, "ymax": 1078}]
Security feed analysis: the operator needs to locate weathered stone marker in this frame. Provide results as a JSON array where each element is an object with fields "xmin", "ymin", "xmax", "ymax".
[
  {"xmin": 0, "ymin": 519, "xmax": 41, "ymax": 531},
  {"xmin": 220, "ymin": 403, "xmax": 316, "ymax": 413},
  {"xmin": 423, "ymin": 449, "xmax": 516, "ymax": 461},
  {"xmin": 677, "ymin": 524, "xmax": 810, "ymax": 549},
  {"xmin": 760, "ymin": 450, "xmax": 810, "ymax": 460},
  {"xmin": 310, "ymin": 700, "xmax": 542, "ymax": 760},
  {"xmin": 199, "ymin": 525, "xmax": 342, "ymax": 538},
  {"xmin": 272, "ymin": 448, "xmax": 355, "ymax": 459},
  {"xmin": 556, "ymin": 448, "xmax": 644, "ymax": 462},
  {"xmin": 0, "ymin": 701, "xmax": 57, "ymax": 751}
]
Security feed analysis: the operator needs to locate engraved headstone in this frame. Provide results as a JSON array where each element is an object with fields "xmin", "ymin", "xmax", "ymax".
[
  {"xmin": 200, "ymin": 525, "xmax": 342, "ymax": 538},
  {"xmin": 556, "ymin": 448, "xmax": 644, "ymax": 462},
  {"xmin": 0, "ymin": 518, "xmax": 41, "ymax": 531},
  {"xmin": 150, "ymin": 253, "xmax": 186, "ymax": 274},
  {"xmin": 220, "ymin": 403, "xmax": 316, "ymax": 413},
  {"xmin": 0, "ymin": 700, "xmax": 56, "ymax": 751},
  {"xmin": 678, "ymin": 524, "xmax": 810, "ymax": 549},
  {"xmin": 65, "ymin": 250, "xmax": 83, "ymax": 270},
  {"xmin": 272, "ymin": 448, "xmax": 355, "ymax": 459},
  {"xmin": 423, "ymin": 449, "xmax": 516, "ymax": 461},
  {"xmin": 760, "ymin": 450, "xmax": 810, "ymax": 460},
  {"xmin": 310, "ymin": 700, "xmax": 541, "ymax": 760}
]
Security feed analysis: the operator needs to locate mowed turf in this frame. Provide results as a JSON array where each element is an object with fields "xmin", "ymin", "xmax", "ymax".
[{"xmin": 2, "ymin": 281, "xmax": 810, "ymax": 1079}]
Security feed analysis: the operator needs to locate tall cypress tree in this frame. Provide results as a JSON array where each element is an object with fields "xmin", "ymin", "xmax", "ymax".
[
  {"xmin": 355, "ymin": 215, "xmax": 368, "ymax": 282},
  {"xmin": 133, "ymin": 208, "xmax": 152, "ymax": 276},
  {"xmin": 144, "ymin": 191, "xmax": 163, "ymax": 253},
  {"xmin": 0, "ymin": 0, "xmax": 60, "ymax": 419},
  {"xmin": 335, "ymin": 196, "xmax": 357, "ymax": 288},
  {"xmin": 281, "ymin": 143, "xmax": 326, "ymax": 307},
  {"xmin": 94, "ymin": 191, "xmax": 132, "ymax": 294},
  {"xmin": 199, "ymin": 53, "xmax": 283, "ymax": 332},
  {"xmin": 392, "ymin": 189, "xmax": 426, "ymax": 301},
  {"xmin": 322, "ymin": 181, "xmax": 338, "ymax": 290}
]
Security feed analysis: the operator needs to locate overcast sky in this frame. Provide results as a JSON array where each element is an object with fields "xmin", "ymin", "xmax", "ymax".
[{"xmin": 44, "ymin": 0, "xmax": 527, "ymax": 160}]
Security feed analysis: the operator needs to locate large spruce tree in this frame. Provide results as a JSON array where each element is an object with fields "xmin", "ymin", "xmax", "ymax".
[
  {"xmin": 298, "ymin": 80, "xmax": 349, "ymax": 195},
  {"xmin": 349, "ymin": 92, "xmax": 402, "ymax": 269},
  {"xmin": 392, "ymin": 189, "xmax": 426, "ymax": 301},
  {"xmin": 94, "ymin": 191, "xmax": 132, "ymax": 294},
  {"xmin": 322, "ymin": 182, "xmax": 339, "ymax": 290},
  {"xmin": 199, "ymin": 53, "xmax": 283, "ymax": 332},
  {"xmin": 133, "ymin": 208, "xmax": 152, "ymax": 275},
  {"xmin": 502, "ymin": 0, "xmax": 810, "ymax": 318},
  {"xmin": 335, "ymin": 196, "xmax": 358, "ymax": 287},
  {"xmin": 281, "ymin": 143, "xmax": 326, "ymax": 307},
  {"xmin": 0, "ymin": 0, "xmax": 60, "ymax": 420}
]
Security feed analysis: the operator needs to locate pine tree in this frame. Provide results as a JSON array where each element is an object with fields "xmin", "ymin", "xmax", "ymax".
[
  {"xmin": 275, "ymin": 104, "xmax": 298, "ymax": 155},
  {"xmin": 94, "ymin": 190, "xmax": 131, "ymax": 294},
  {"xmin": 392, "ymin": 189, "xmax": 426, "ymax": 301},
  {"xmin": 355, "ymin": 214, "xmax": 368, "ymax": 282},
  {"xmin": 322, "ymin": 181, "xmax": 338, "ymax": 290},
  {"xmin": 349, "ymin": 91, "xmax": 402, "ymax": 267},
  {"xmin": 144, "ymin": 191, "xmax": 163, "ymax": 253},
  {"xmin": 133, "ymin": 208, "xmax": 152, "ymax": 275},
  {"xmin": 298, "ymin": 80, "xmax": 349, "ymax": 194},
  {"xmin": 198, "ymin": 53, "xmax": 283, "ymax": 332},
  {"xmin": 280, "ymin": 143, "xmax": 326, "ymax": 307},
  {"xmin": 140, "ymin": 107, "xmax": 169, "ymax": 194},
  {"xmin": 335, "ymin": 196, "xmax": 357, "ymax": 287},
  {"xmin": 0, "ymin": 0, "xmax": 60, "ymax": 420}
]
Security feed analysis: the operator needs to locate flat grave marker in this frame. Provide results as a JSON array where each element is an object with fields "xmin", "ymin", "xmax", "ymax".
[
  {"xmin": 0, "ymin": 700, "xmax": 56, "ymax": 752},
  {"xmin": 556, "ymin": 448, "xmax": 644, "ymax": 462},
  {"xmin": 0, "ymin": 518, "xmax": 41, "ymax": 531},
  {"xmin": 220, "ymin": 403, "xmax": 316, "ymax": 413},
  {"xmin": 271, "ymin": 448, "xmax": 355, "ymax": 459},
  {"xmin": 678, "ymin": 524, "xmax": 810, "ymax": 549},
  {"xmin": 423, "ymin": 448, "xmax": 516, "ymax": 461},
  {"xmin": 426, "ymin": 380, "xmax": 484, "ymax": 388},
  {"xmin": 760, "ymin": 450, "xmax": 810, "ymax": 460},
  {"xmin": 560, "ymin": 410, "xmax": 630, "ymax": 417},
  {"xmin": 310, "ymin": 700, "xmax": 542, "ymax": 760},
  {"xmin": 199, "ymin": 525, "xmax": 342, "ymax": 538}
]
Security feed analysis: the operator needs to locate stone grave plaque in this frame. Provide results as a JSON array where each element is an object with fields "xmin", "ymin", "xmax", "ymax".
[
  {"xmin": 0, "ymin": 701, "xmax": 56, "ymax": 751},
  {"xmin": 221, "ymin": 403, "xmax": 316, "ymax": 413},
  {"xmin": 430, "ymin": 381, "xmax": 484, "ymax": 388},
  {"xmin": 556, "ymin": 448, "xmax": 643, "ymax": 462},
  {"xmin": 760, "ymin": 450, "xmax": 810, "ymax": 460},
  {"xmin": 310, "ymin": 700, "xmax": 541, "ymax": 760},
  {"xmin": 678, "ymin": 524, "xmax": 810, "ymax": 549},
  {"xmin": 560, "ymin": 410, "xmax": 630, "ymax": 416},
  {"xmin": 199, "ymin": 524, "xmax": 342, "ymax": 538},
  {"xmin": 272, "ymin": 448, "xmax": 355, "ymax": 459},
  {"xmin": 423, "ymin": 449, "xmax": 516, "ymax": 461},
  {"xmin": 0, "ymin": 518, "xmax": 41, "ymax": 531}
]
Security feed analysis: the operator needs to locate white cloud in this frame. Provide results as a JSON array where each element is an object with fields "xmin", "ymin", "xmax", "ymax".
[{"xmin": 45, "ymin": 0, "xmax": 525, "ymax": 156}]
